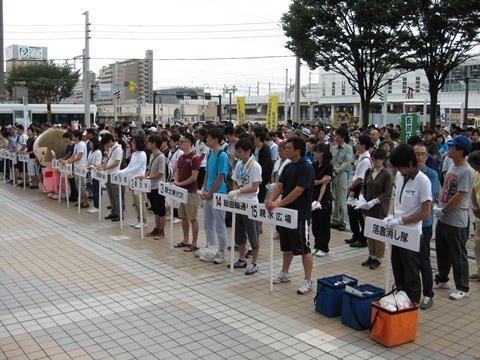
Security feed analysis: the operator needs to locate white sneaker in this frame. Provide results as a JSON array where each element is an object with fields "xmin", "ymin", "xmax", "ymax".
[
  {"xmin": 433, "ymin": 281, "xmax": 450, "ymax": 289},
  {"xmin": 52, "ymin": 194, "xmax": 59, "ymax": 199},
  {"xmin": 449, "ymin": 290, "xmax": 469, "ymax": 300},
  {"xmin": 131, "ymin": 222, "xmax": 140, "ymax": 227},
  {"xmin": 316, "ymin": 250, "xmax": 327, "ymax": 257},
  {"xmin": 312, "ymin": 249, "xmax": 319, "ymax": 256},
  {"xmin": 172, "ymin": 217, "xmax": 181, "ymax": 224},
  {"xmin": 134, "ymin": 223, "xmax": 147, "ymax": 229},
  {"xmin": 213, "ymin": 251, "xmax": 225, "ymax": 264},
  {"xmin": 87, "ymin": 208, "xmax": 99, "ymax": 214},
  {"xmin": 273, "ymin": 272, "xmax": 291, "ymax": 284},
  {"xmin": 297, "ymin": 280, "xmax": 313, "ymax": 294}
]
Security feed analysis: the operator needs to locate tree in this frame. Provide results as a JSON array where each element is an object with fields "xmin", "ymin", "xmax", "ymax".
[
  {"xmin": 281, "ymin": 0, "xmax": 409, "ymax": 127},
  {"xmin": 4, "ymin": 61, "xmax": 80, "ymax": 104},
  {"xmin": 400, "ymin": 0, "xmax": 480, "ymax": 129}
]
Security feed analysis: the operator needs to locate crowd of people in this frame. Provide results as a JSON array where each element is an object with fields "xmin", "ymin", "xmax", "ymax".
[{"xmin": 1, "ymin": 119, "xmax": 479, "ymax": 301}]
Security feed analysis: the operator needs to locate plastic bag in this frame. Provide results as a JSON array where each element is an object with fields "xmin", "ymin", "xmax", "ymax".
[
  {"xmin": 379, "ymin": 290, "xmax": 413, "ymax": 311},
  {"xmin": 197, "ymin": 246, "xmax": 218, "ymax": 262}
]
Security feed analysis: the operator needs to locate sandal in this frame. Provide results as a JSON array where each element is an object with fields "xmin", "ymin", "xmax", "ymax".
[
  {"xmin": 174, "ymin": 242, "xmax": 191, "ymax": 248},
  {"xmin": 184, "ymin": 245, "xmax": 199, "ymax": 252}
]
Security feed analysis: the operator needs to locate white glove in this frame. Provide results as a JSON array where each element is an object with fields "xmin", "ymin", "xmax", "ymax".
[
  {"xmin": 355, "ymin": 199, "xmax": 377, "ymax": 210},
  {"xmin": 228, "ymin": 189, "xmax": 241, "ymax": 201},
  {"xmin": 382, "ymin": 215, "xmax": 394, "ymax": 226},
  {"xmin": 383, "ymin": 215, "xmax": 402, "ymax": 227},
  {"xmin": 311, "ymin": 201, "xmax": 322, "ymax": 211},
  {"xmin": 433, "ymin": 206, "xmax": 444, "ymax": 218},
  {"xmin": 358, "ymin": 194, "xmax": 366, "ymax": 204},
  {"xmin": 346, "ymin": 195, "xmax": 354, "ymax": 206}
]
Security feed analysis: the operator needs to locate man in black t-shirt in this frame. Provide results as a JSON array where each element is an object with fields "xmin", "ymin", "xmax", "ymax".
[{"xmin": 266, "ymin": 136, "xmax": 315, "ymax": 294}]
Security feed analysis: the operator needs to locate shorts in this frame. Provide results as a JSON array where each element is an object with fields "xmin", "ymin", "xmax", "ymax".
[
  {"xmin": 27, "ymin": 158, "xmax": 37, "ymax": 177},
  {"xmin": 149, "ymin": 190, "xmax": 166, "ymax": 216},
  {"xmin": 279, "ymin": 219, "xmax": 311, "ymax": 256},
  {"xmin": 234, "ymin": 214, "xmax": 260, "ymax": 249},
  {"xmin": 178, "ymin": 192, "xmax": 201, "ymax": 220},
  {"xmin": 258, "ymin": 184, "xmax": 267, "ymax": 203}
]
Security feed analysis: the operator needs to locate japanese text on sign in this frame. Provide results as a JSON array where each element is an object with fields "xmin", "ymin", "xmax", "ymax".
[
  {"xmin": 158, "ymin": 181, "xmax": 188, "ymax": 203},
  {"xmin": 110, "ymin": 173, "xmax": 130, "ymax": 185},
  {"xmin": 74, "ymin": 165, "xmax": 87, "ymax": 177},
  {"xmin": 17, "ymin": 154, "xmax": 29, "ymax": 162},
  {"xmin": 364, "ymin": 216, "xmax": 421, "ymax": 252},
  {"xmin": 130, "ymin": 178, "xmax": 151, "ymax": 192},
  {"xmin": 213, "ymin": 194, "xmax": 251, "ymax": 215},
  {"xmin": 60, "ymin": 163, "xmax": 72, "ymax": 174},
  {"xmin": 92, "ymin": 169, "xmax": 108, "ymax": 183}
]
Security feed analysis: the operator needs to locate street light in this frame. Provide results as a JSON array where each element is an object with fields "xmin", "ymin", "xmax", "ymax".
[
  {"xmin": 454, "ymin": 66, "xmax": 480, "ymax": 126},
  {"xmin": 223, "ymin": 85, "xmax": 237, "ymax": 121}
]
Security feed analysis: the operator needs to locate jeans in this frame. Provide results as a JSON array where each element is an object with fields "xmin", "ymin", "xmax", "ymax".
[
  {"xmin": 203, "ymin": 197, "xmax": 227, "ymax": 251},
  {"xmin": 420, "ymin": 228, "xmax": 434, "ymax": 298}
]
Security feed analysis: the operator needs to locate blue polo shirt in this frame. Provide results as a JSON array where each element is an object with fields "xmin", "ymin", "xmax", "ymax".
[{"xmin": 421, "ymin": 165, "xmax": 439, "ymax": 227}]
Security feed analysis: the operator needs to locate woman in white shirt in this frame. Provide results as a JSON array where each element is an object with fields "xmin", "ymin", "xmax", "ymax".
[
  {"xmin": 117, "ymin": 135, "xmax": 147, "ymax": 228},
  {"xmin": 86, "ymin": 137, "xmax": 103, "ymax": 213}
]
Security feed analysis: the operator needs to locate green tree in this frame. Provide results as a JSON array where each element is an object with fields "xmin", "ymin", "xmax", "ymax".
[
  {"xmin": 281, "ymin": 0, "xmax": 408, "ymax": 127},
  {"xmin": 4, "ymin": 61, "xmax": 80, "ymax": 104},
  {"xmin": 400, "ymin": 0, "xmax": 480, "ymax": 129}
]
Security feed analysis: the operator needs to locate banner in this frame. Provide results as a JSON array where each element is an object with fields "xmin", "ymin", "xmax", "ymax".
[
  {"xmin": 266, "ymin": 95, "xmax": 278, "ymax": 131},
  {"xmin": 400, "ymin": 114, "xmax": 418, "ymax": 143},
  {"xmin": 236, "ymin": 96, "xmax": 246, "ymax": 125}
]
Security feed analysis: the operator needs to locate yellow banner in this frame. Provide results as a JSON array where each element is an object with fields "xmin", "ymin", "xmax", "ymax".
[
  {"xmin": 266, "ymin": 95, "xmax": 278, "ymax": 131},
  {"xmin": 236, "ymin": 96, "xmax": 246, "ymax": 125}
]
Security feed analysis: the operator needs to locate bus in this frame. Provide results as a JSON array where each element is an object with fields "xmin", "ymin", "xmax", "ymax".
[{"xmin": 0, "ymin": 103, "xmax": 98, "ymax": 128}]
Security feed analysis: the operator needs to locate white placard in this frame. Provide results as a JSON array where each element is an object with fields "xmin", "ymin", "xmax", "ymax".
[
  {"xmin": 60, "ymin": 163, "xmax": 72, "ymax": 174},
  {"xmin": 110, "ymin": 173, "xmax": 130, "ymax": 185},
  {"xmin": 0, "ymin": 149, "xmax": 8, "ymax": 158},
  {"xmin": 8, "ymin": 152, "xmax": 17, "ymax": 161},
  {"xmin": 364, "ymin": 216, "xmax": 421, "ymax": 252},
  {"xmin": 213, "ymin": 193, "xmax": 251, "ymax": 215},
  {"xmin": 130, "ymin": 178, "xmax": 151, "ymax": 192},
  {"xmin": 52, "ymin": 159, "xmax": 61, "ymax": 169},
  {"xmin": 248, "ymin": 203, "xmax": 298, "ymax": 229},
  {"xmin": 74, "ymin": 165, "xmax": 88, "ymax": 177},
  {"xmin": 158, "ymin": 181, "xmax": 188, "ymax": 204},
  {"xmin": 92, "ymin": 169, "xmax": 108, "ymax": 183},
  {"xmin": 17, "ymin": 154, "xmax": 29, "ymax": 162}
]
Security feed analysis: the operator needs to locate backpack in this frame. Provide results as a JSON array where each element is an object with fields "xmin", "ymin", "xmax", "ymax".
[
  {"xmin": 207, "ymin": 149, "xmax": 232, "ymax": 183},
  {"xmin": 164, "ymin": 160, "xmax": 172, "ymax": 182}
]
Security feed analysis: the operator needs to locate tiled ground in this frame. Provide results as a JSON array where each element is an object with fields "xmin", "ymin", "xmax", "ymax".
[{"xmin": 1, "ymin": 182, "xmax": 479, "ymax": 359}]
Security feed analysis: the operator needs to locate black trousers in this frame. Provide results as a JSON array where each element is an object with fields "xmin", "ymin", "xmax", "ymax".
[
  {"xmin": 311, "ymin": 204, "xmax": 332, "ymax": 252},
  {"xmin": 420, "ymin": 227, "xmax": 434, "ymax": 297},
  {"xmin": 391, "ymin": 245, "xmax": 421, "ymax": 304},
  {"xmin": 347, "ymin": 204, "xmax": 366, "ymax": 243}
]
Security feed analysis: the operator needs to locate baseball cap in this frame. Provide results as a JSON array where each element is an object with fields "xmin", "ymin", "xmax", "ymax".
[
  {"xmin": 301, "ymin": 128, "xmax": 311, "ymax": 136},
  {"xmin": 446, "ymin": 135, "xmax": 471, "ymax": 150},
  {"xmin": 148, "ymin": 126, "xmax": 158, "ymax": 133}
]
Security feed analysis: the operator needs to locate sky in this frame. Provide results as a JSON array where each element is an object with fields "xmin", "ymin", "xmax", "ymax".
[{"xmin": 4, "ymin": 0, "xmax": 318, "ymax": 96}]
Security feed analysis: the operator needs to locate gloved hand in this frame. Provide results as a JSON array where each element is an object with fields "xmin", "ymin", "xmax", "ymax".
[
  {"xmin": 311, "ymin": 201, "xmax": 322, "ymax": 211},
  {"xmin": 347, "ymin": 195, "xmax": 355, "ymax": 206},
  {"xmin": 355, "ymin": 199, "xmax": 377, "ymax": 210},
  {"xmin": 358, "ymin": 194, "xmax": 366, "ymax": 204},
  {"xmin": 382, "ymin": 214, "xmax": 394, "ymax": 226},
  {"xmin": 433, "ymin": 206, "xmax": 444, "ymax": 217},
  {"xmin": 227, "ymin": 189, "xmax": 241, "ymax": 201}
]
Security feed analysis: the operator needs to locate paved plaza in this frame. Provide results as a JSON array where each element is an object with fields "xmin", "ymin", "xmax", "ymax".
[{"xmin": 0, "ymin": 182, "xmax": 479, "ymax": 359}]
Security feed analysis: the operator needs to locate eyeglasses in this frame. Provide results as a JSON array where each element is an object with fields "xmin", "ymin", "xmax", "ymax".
[{"xmin": 414, "ymin": 152, "xmax": 427, "ymax": 157}]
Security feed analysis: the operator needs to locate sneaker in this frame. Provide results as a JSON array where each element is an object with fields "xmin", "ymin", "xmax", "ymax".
[
  {"xmin": 273, "ymin": 231, "xmax": 280, "ymax": 240},
  {"xmin": 245, "ymin": 250, "xmax": 253, "ymax": 258},
  {"xmin": 449, "ymin": 290, "xmax": 469, "ymax": 300},
  {"xmin": 245, "ymin": 264, "xmax": 258, "ymax": 275},
  {"xmin": 297, "ymin": 280, "xmax": 313, "ymax": 294},
  {"xmin": 146, "ymin": 228, "xmax": 159, "ymax": 237},
  {"xmin": 312, "ymin": 249, "xmax": 320, "ymax": 256},
  {"xmin": 316, "ymin": 250, "xmax": 327, "ymax": 257},
  {"xmin": 361, "ymin": 257, "xmax": 374, "ymax": 267},
  {"xmin": 227, "ymin": 259, "xmax": 247, "ymax": 269},
  {"xmin": 213, "ymin": 251, "xmax": 225, "ymax": 264},
  {"xmin": 154, "ymin": 230, "xmax": 165, "ymax": 240},
  {"xmin": 131, "ymin": 222, "xmax": 140, "ymax": 227},
  {"xmin": 87, "ymin": 207, "xmax": 99, "ymax": 214},
  {"xmin": 227, "ymin": 245, "xmax": 239, "ymax": 251},
  {"xmin": 369, "ymin": 258, "xmax": 381, "ymax": 270},
  {"xmin": 433, "ymin": 280, "xmax": 450, "ymax": 289},
  {"xmin": 469, "ymin": 273, "xmax": 480, "ymax": 281},
  {"xmin": 420, "ymin": 296, "xmax": 433, "ymax": 310},
  {"xmin": 134, "ymin": 223, "xmax": 148, "ymax": 229},
  {"xmin": 172, "ymin": 217, "xmax": 181, "ymax": 224},
  {"xmin": 80, "ymin": 203, "xmax": 90, "ymax": 209},
  {"xmin": 273, "ymin": 272, "xmax": 291, "ymax": 284}
]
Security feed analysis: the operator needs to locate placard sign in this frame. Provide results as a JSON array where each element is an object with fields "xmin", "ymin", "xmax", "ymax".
[
  {"xmin": 60, "ymin": 163, "xmax": 72, "ymax": 174},
  {"xmin": 17, "ymin": 154, "xmax": 29, "ymax": 162},
  {"xmin": 8, "ymin": 152, "xmax": 17, "ymax": 162},
  {"xmin": 92, "ymin": 169, "xmax": 108, "ymax": 183},
  {"xmin": 74, "ymin": 165, "xmax": 87, "ymax": 177},
  {"xmin": 52, "ymin": 159, "xmax": 61, "ymax": 169},
  {"xmin": 130, "ymin": 178, "xmax": 151, "ymax": 192},
  {"xmin": 213, "ymin": 193, "xmax": 251, "ymax": 215},
  {"xmin": 158, "ymin": 181, "xmax": 188, "ymax": 204},
  {"xmin": 110, "ymin": 173, "xmax": 130, "ymax": 185},
  {"xmin": 248, "ymin": 203, "xmax": 298, "ymax": 229},
  {"xmin": 364, "ymin": 216, "xmax": 421, "ymax": 252},
  {"xmin": 0, "ymin": 149, "xmax": 7, "ymax": 158}
]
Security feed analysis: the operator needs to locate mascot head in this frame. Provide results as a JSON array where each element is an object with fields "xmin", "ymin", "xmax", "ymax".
[{"xmin": 34, "ymin": 128, "xmax": 67, "ymax": 166}]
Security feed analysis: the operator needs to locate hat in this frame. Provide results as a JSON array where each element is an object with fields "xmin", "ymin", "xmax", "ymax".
[
  {"xmin": 99, "ymin": 129, "xmax": 109, "ymax": 136},
  {"xmin": 353, "ymin": 129, "xmax": 360, "ymax": 134},
  {"xmin": 148, "ymin": 126, "xmax": 158, "ymax": 133},
  {"xmin": 446, "ymin": 135, "xmax": 471, "ymax": 150},
  {"xmin": 6, "ymin": 125, "xmax": 12, "ymax": 129},
  {"xmin": 301, "ymin": 128, "xmax": 311, "ymax": 136},
  {"xmin": 443, "ymin": 126, "xmax": 451, "ymax": 134}
]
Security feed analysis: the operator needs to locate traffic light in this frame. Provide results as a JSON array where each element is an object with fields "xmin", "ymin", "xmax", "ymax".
[
  {"xmin": 113, "ymin": 90, "xmax": 120, "ymax": 99},
  {"xmin": 378, "ymin": 91, "xmax": 384, "ymax": 102},
  {"xmin": 205, "ymin": 92, "xmax": 211, "ymax": 100}
]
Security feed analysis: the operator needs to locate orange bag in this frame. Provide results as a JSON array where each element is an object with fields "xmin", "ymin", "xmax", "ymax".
[{"xmin": 369, "ymin": 301, "xmax": 419, "ymax": 347}]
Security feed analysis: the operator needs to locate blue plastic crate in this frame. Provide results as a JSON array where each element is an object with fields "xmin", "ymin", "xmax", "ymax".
[
  {"xmin": 341, "ymin": 284, "xmax": 385, "ymax": 330},
  {"xmin": 314, "ymin": 274, "xmax": 358, "ymax": 317}
]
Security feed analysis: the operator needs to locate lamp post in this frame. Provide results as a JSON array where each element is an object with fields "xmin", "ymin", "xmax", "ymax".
[
  {"xmin": 454, "ymin": 66, "xmax": 480, "ymax": 126},
  {"xmin": 223, "ymin": 85, "xmax": 237, "ymax": 122}
]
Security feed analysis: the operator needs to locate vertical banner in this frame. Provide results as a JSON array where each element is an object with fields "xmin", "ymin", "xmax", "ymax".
[
  {"xmin": 236, "ymin": 96, "xmax": 246, "ymax": 125},
  {"xmin": 401, "ymin": 114, "xmax": 418, "ymax": 143},
  {"xmin": 266, "ymin": 95, "xmax": 279, "ymax": 131}
]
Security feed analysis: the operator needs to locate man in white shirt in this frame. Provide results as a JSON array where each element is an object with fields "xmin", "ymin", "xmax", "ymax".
[{"xmin": 62, "ymin": 130, "xmax": 89, "ymax": 209}]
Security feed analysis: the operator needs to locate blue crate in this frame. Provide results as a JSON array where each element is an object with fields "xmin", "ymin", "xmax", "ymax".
[
  {"xmin": 314, "ymin": 274, "xmax": 358, "ymax": 317},
  {"xmin": 341, "ymin": 284, "xmax": 385, "ymax": 330}
]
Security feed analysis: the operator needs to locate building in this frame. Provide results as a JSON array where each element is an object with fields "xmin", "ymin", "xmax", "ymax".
[{"xmin": 5, "ymin": 45, "xmax": 48, "ymax": 73}]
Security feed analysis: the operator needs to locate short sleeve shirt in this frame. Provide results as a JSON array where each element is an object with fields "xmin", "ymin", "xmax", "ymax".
[
  {"xmin": 205, "ymin": 150, "xmax": 229, "ymax": 194},
  {"xmin": 106, "ymin": 144, "xmax": 123, "ymax": 174},
  {"xmin": 177, "ymin": 152, "xmax": 201, "ymax": 193},
  {"xmin": 149, "ymin": 153, "xmax": 166, "ymax": 190},
  {"xmin": 232, "ymin": 160, "xmax": 262, "ymax": 202},
  {"xmin": 73, "ymin": 141, "xmax": 87, "ymax": 166},
  {"xmin": 195, "ymin": 140, "xmax": 209, "ymax": 167}
]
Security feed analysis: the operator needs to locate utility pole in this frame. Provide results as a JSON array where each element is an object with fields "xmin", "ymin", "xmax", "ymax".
[
  {"xmin": 83, "ymin": 11, "xmax": 91, "ymax": 127},
  {"xmin": 285, "ymin": 69, "xmax": 288, "ymax": 122},
  {"xmin": 0, "ymin": 0, "xmax": 5, "ymax": 101},
  {"xmin": 113, "ymin": 62, "xmax": 118, "ymax": 123},
  {"xmin": 294, "ymin": 57, "xmax": 301, "ymax": 122}
]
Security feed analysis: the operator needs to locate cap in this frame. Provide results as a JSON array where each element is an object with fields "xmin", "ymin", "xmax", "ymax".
[
  {"xmin": 443, "ymin": 126, "xmax": 451, "ymax": 134},
  {"xmin": 301, "ymin": 128, "xmax": 311, "ymax": 136},
  {"xmin": 446, "ymin": 135, "xmax": 471, "ymax": 150},
  {"xmin": 6, "ymin": 125, "xmax": 12, "ymax": 129},
  {"xmin": 148, "ymin": 126, "xmax": 158, "ymax": 133},
  {"xmin": 99, "ymin": 129, "xmax": 109, "ymax": 136}
]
